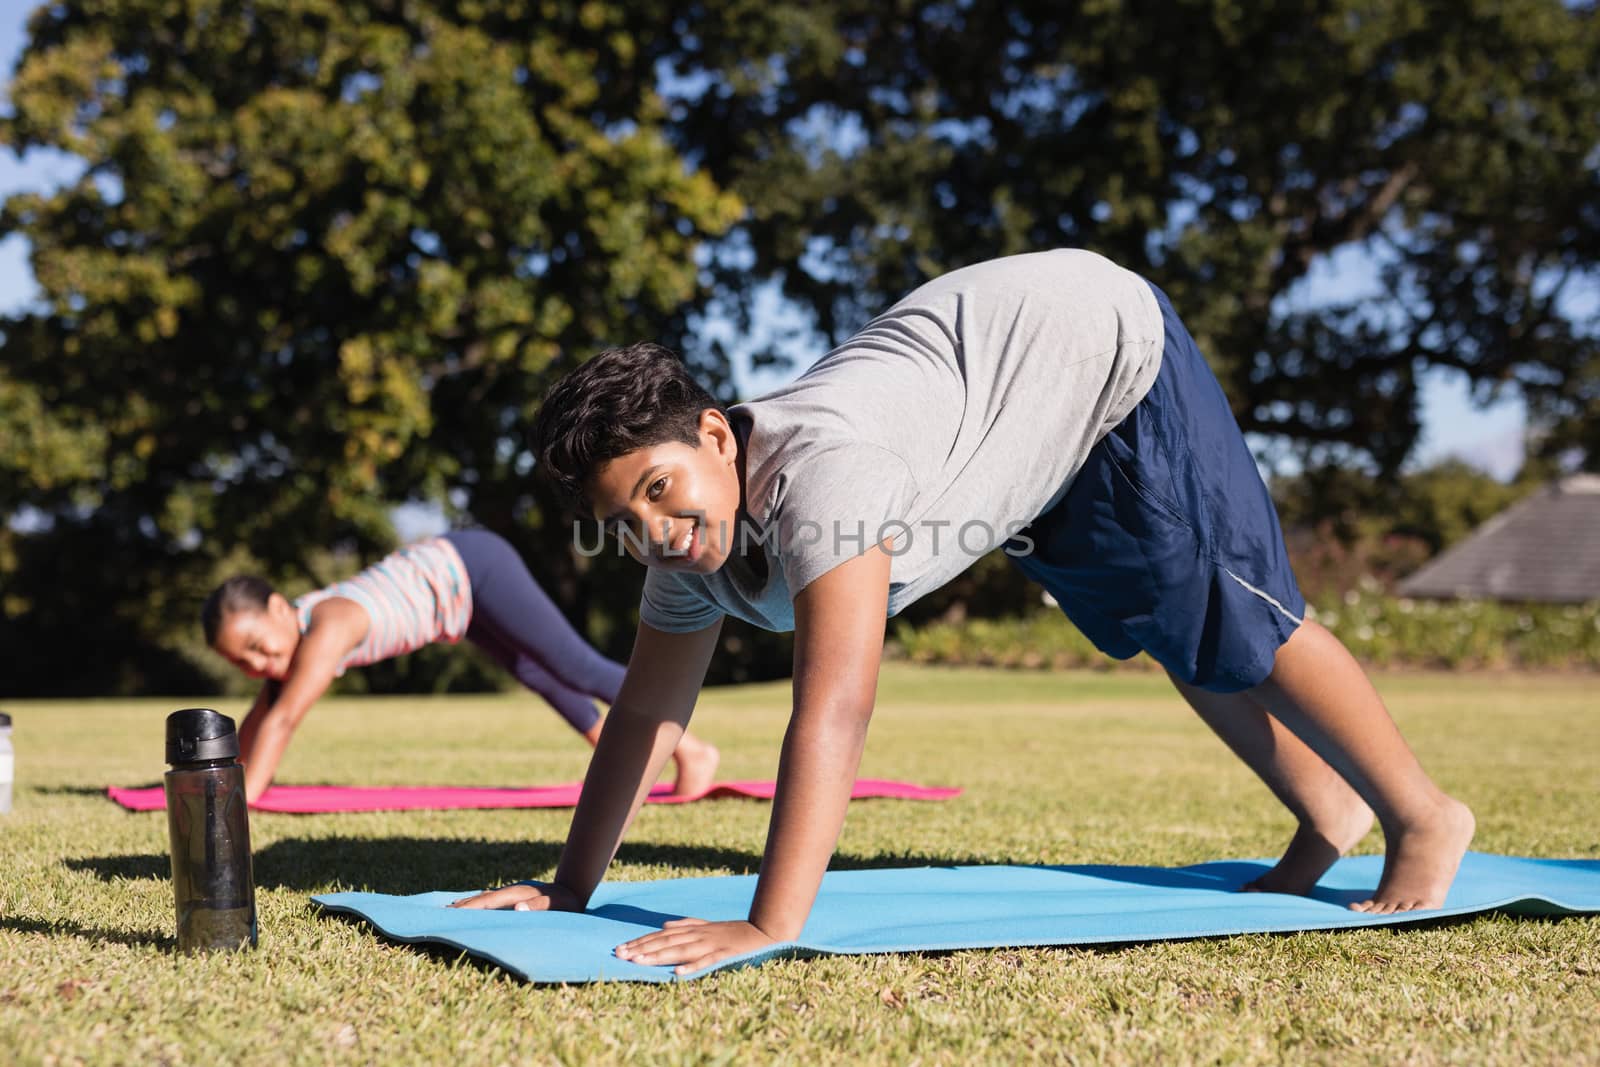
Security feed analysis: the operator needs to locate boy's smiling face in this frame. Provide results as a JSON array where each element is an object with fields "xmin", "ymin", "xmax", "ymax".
[{"xmin": 586, "ymin": 408, "xmax": 744, "ymax": 574}]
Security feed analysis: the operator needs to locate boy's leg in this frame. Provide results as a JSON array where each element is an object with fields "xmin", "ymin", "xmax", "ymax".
[
  {"xmin": 1014, "ymin": 279, "xmax": 1469, "ymax": 911},
  {"xmin": 1247, "ymin": 619, "xmax": 1474, "ymax": 913},
  {"xmin": 1168, "ymin": 673, "xmax": 1374, "ymax": 894}
]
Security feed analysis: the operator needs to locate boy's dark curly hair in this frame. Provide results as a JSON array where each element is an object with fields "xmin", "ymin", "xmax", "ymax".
[{"xmin": 532, "ymin": 342, "xmax": 724, "ymax": 508}]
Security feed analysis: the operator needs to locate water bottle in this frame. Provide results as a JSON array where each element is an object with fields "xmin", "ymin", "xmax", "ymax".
[
  {"xmin": 164, "ymin": 708, "xmax": 257, "ymax": 954},
  {"xmin": 0, "ymin": 712, "xmax": 12, "ymax": 814}
]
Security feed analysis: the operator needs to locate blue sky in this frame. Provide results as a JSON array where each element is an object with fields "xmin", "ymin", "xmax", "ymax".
[{"xmin": 0, "ymin": 6, "xmax": 1530, "ymax": 485}]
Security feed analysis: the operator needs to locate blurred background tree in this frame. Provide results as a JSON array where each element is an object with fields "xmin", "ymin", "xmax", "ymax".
[
  {"xmin": 676, "ymin": 0, "xmax": 1599, "ymax": 475},
  {"xmin": 2, "ymin": 0, "xmax": 1596, "ymax": 695},
  {"xmin": 0, "ymin": 0, "xmax": 742, "ymax": 693}
]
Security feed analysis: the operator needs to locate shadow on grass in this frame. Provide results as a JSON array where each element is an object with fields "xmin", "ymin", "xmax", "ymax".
[
  {"xmin": 66, "ymin": 837, "xmax": 566, "ymax": 894},
  {"xmin": 32, "ymin": 785, "xmax": 126, "ymax": 797},
  {"xmin": 66, "ymin": 838, "xmax": 764, "ymax": 895},
  {"xmin": 0, "ymin": 914, "xmax": 174, "ymax": 951},
  {"xmin": 66, "ymin": 838, "xmax": 1012, "ymax": 895}
]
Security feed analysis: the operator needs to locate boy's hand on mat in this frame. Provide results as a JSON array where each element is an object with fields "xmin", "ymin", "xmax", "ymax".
[
  {"xmin": 447, "ymin": 881, "xmax": 582, "ymax": 912},
  {"xmin": 613, "ymin": 918, "xmax": 777, "ymax": 974}
]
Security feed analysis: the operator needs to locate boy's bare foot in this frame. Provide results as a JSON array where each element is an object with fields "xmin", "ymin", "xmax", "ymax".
[
  {"xmin": 670, "ymin": 734, "xmax": 720, "ymax": 797},
  {"xmin": 1351, "ymin": 795, "xmax": 1474, "ymax": 913},
  {"xmin": 1243, "ymin": 797, "xmax": 1375, "ymax": 896}
]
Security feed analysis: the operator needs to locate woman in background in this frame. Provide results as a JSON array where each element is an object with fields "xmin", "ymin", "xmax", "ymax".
[{"xmin": 201, "ymin": 528, "xmax": 719, "ymax": 804}]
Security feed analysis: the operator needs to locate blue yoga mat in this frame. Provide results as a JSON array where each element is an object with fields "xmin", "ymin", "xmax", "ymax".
[{"xmin": 313, "ymin": 852, "xmax": 1600, "ymax": 984}]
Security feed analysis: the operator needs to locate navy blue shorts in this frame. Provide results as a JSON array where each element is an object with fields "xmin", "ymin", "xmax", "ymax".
[{"xmin": 1008, "ymin": 283, "xmax": 1305, "ymax": 693}]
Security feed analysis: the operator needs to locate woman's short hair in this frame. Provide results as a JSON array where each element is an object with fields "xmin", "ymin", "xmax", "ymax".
[{"xmin": 200, "ymin": 575, "xmax": 276, "ymax": 645}]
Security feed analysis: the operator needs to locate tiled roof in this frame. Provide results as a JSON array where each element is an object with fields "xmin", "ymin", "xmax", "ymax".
[{"xmin": 1396, "ymin": 475, "xmax": 1600, "ymax": 603}]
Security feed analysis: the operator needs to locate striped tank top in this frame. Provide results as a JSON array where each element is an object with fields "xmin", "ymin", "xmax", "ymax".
[{"xmin": 295, "ymin": 537, "xmax": 473, "ymax": 675}]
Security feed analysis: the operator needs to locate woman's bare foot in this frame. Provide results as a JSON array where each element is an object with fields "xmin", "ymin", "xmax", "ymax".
[
  {"xmin": 1244, "ymin": 796, "xmax": 1375, "ymax": 896},
  {"xmin": 1351, "ymin": 795, "xmax": 1475, "ymax": 913},
  {"xmin": 669, "ymin": 734, "xmax": 720, "ymax": 797}
]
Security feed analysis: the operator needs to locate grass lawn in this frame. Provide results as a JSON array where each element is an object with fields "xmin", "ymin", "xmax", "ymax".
[{"xmin": 2, "ymin": 666, "xmax": 1597, "ymax": 1065}]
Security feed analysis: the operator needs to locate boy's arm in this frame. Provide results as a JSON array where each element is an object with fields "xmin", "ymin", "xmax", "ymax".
[
  {"xmin": 451, "ymin": 616, "xmax": 724, "ymax": 912},
  {"xmin": 237, "ymin": 597, "xmax": 366, "ymax": 803},
  {"xmin": 612, "ymin": 545, "xmax": 892, "ymax": 973}
]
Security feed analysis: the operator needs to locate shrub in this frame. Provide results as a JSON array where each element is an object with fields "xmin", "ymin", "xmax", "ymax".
[{"xmin": 889, "ymin": 584, "xmax": 1600, "ymax": 673}]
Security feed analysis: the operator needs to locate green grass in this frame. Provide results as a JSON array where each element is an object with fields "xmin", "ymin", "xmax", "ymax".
[{"xmin": 2, "ymin": 666, "xmax": 1598, "ymax": 1065}]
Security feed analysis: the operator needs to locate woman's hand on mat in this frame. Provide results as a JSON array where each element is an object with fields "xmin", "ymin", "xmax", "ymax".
[
  {"xmin": 447, "ymin": 880, "xmax": 582, "ymax": 912},
  {"xmin": 613, "ymin": 918, "xmax": 777, "ymax": 974}
]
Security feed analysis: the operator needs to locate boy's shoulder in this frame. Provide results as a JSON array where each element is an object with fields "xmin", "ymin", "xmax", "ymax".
[
  {"xmin": 744, "ymin": 432, "xmax": 920, "ymax": 602},
  {"xmin": 735, "ymin": 427, "xmax": 917, "ymax": 530}
]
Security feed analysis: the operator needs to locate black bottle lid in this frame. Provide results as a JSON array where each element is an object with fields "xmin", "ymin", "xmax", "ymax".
[
  {"xmin": 165, "ymin": 708, "xmax": 239, "ymax": 764},
  {"xmin": 0, "ymin": 712, "xmax": 10, "ymax": 728}
]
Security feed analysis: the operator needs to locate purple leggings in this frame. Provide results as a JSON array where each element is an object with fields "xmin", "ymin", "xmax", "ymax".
[{"xmin": 442, "ymin": 529, "xmax": 623, "ymax": 734}]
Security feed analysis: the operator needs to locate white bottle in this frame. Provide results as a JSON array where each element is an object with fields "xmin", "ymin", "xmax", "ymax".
[{"xmin": 0, "ymin": 713, "xmax": 12, "ymax": 814}]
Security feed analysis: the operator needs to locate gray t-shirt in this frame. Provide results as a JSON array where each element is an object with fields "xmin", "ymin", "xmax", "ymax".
[{"xmin": 640, "ymin": 248, "xmax": 1165, "ymax": 633}]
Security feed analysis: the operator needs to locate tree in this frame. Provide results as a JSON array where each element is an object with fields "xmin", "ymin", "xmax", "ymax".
[
  {"xmin": 1, "ymin": 0, "xmax": 740, "ymax": 694},
  {"xmin": 5, "ymin": 1, "xmax": 1598, "ymax": 694},
  {"xmin": 667, "ymin": 0, "xmax": 1600, "ymax": 475}
]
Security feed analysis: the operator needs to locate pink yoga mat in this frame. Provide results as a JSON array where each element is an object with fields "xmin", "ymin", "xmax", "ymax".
[{"xmin": 106, "ymin": 778, "xmax": 961, "ymax": 814}]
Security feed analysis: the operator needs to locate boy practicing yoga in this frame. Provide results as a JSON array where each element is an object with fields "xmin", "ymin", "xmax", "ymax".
[
  {"xmin": 202, "ymin": 528, "xmax": 719, "ymax": 804},
  {"xmin": 454, "ymin": 249, "xmax": 1474, "ymax": 974}
]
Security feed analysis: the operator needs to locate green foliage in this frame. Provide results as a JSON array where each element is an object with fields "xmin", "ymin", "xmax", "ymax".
[
  {"xmin": 673, "ymin": 0, "xmax": 1600, "ymax": 473},
  {"xmin": 893, "ymin": 611, "xmax": 1135, "ymax": 673},
  {"xmin": 0, "ymin": 0, "xmax": 742, "ymax": 693},
  {"xmin": 893, "ymin": 587, "xmax": 1600, "ymax": 672},
  {"xmin": 1308, "ymin": 579, "xmax": 1600, "ymax": 670}
]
